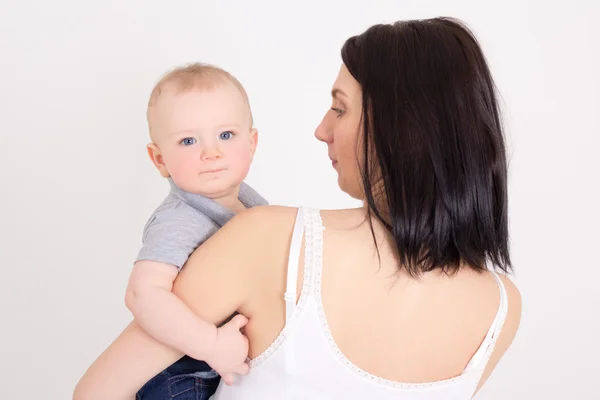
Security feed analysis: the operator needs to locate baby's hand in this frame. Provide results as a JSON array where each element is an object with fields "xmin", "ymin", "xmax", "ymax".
[{"xmin": 205, "ymin": 314, "xmax": 250, "ymax": 386}]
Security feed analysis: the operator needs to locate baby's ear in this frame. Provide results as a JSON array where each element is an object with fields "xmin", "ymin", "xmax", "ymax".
[
  {"xmin": 146, "ymin": 143, "xmax": 170, "ymax": 178},
  {"xmin": 249, "ymin": 128, "xmax": 258, "ymax": 155}
]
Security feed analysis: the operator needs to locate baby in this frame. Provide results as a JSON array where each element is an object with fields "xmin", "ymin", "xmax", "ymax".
[{"xmin": 126, "ymin": 63, "xmax": 267, "ymax": 399}]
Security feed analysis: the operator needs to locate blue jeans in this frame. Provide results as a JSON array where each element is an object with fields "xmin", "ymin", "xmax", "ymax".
[{"xmin": 136, "ymin": 355, "xmax": 220, "ymax": 400}]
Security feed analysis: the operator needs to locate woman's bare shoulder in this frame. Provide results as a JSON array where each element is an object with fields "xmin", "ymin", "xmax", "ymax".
[
  {"xmin": 230, "ymin": 205, "xmax": 300, "ymax": 232},
  {"xmin": 233, "ymin": 206, "xmax": 366, "ymax": 231},
  {"xmin": 172, "ymin": 206, "xmax": 304, "ymax": 324},
  {"xmin": 496, "ymin": 272, "xmax": 522, "ymax": 349},
  {"xmin": 473, "ymin": 270, "xmax": 522, "ymax": 393},
  {"xmin": 456, "ymin": 268, "xmax": 521, "ymax": 329},
  {"xmin": 217, "ymin": 206, "xmax": 305, "ymax": 253},
  {"xmin": 473, "ymin": 270, "xmax": 521, "ymax": 332}
]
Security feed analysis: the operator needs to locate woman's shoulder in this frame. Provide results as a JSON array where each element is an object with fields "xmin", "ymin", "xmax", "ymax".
[
  {"xmin": 474, "ymin": 269, "xmax": 521, "ymax": 331},
  {"xmin": 217, "ymin": 206, "xmax": 305, "ymax": 251},
  {"xmin": 231, "ymin": 206, "xmax": 364, "ymax": 228},
  {"xmin": 454, "ymin": 268, "xmax": 521, "ymax": 326},
  {"xmin": 231, "ymin": 205, "xmax": 299, "ymax": 229},
  {"xmin": 494, "ymin": 271, "xmax": 522, "ymax": 349},
  {"xmin": 469, "ymin": 269, "xmax": 522, "ymax": 392}
]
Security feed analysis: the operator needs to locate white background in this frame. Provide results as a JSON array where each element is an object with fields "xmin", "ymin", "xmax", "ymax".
[{"xmin": 1, "ymin": 1, "xmax": 599, "ymax": 399}]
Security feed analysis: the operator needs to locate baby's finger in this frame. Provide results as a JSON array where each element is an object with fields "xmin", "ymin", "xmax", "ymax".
[
  {"xmin": 229, "ymin": 314, "xmax": 249, "ymax": 330},
  {"xmin": 236, "ymin": 362, "xmax": 250, "ymax": 376},
  {"xmin": 221, "ymin": 372, "xmax": 234, "ymax": 386}
]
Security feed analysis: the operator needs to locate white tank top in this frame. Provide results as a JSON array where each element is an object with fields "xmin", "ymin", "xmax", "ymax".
[{"xmin": 212, "ymin": 208, "xmax": 508, "ymax": 400}]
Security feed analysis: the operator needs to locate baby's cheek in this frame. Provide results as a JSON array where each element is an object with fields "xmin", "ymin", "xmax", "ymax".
[
  {"xmin": 165, "ymin": 154, "xmax": 196, "ymax": 184},
  {"xmin": 167, "ymin": 155, "xmax": 190, "ymax": 174},
  {"xmin": 230, "ymin": 149, "xmax": 253, "ymax": 175}
]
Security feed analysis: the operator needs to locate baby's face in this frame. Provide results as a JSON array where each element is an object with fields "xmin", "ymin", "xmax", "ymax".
[{"xmin": 149, "ymin": 83, "xmax": 256, "ymax": 198}]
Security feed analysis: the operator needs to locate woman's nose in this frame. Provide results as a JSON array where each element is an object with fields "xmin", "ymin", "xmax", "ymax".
[{"xmin": 314, "ymin": 116, "xmax": 333, "ymax": 144}]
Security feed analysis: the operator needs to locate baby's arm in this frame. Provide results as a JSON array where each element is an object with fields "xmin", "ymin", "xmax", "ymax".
[
  {"xmin": 126, "ymin": 204, "xmax": 249, "ymax": 381},
  {"xmin": 74, "ymin": 206, "xmax": 273, "ymax": 399},
  {"xmin": 125, "ymin": 261, "xmax": 216, "ymax": 359},
  {"xmin": 125, "ymin": 261, "xmax": 249, "ymax": 383},
  {"xmin": 73, "ymin": 279, "xmax": 249, "ymax": 400}
]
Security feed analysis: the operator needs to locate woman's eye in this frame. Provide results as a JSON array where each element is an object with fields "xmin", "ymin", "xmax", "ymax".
[
  {"xmin": 180, "ymin": 137, "xmax": 196, "ymax": 146},
  {"xmin": 331, "ymin": 107, "xmax": 344, "ymax": 118},
  {"xmin": 219, "ymin": 131, "xmax": 233, "ymax": 140}
]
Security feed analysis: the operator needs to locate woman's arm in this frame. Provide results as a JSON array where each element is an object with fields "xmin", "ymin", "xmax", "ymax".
[{"xmin": 73, "ymin": 207, "xmax": 273, "ymax": 399}]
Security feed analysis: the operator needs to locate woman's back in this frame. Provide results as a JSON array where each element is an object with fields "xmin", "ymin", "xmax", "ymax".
[{"xmin": 211, "ymin": 206, "xmax": 521, "ymax": 399}]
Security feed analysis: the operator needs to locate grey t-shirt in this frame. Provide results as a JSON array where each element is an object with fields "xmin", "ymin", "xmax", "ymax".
[{"xmin": 135, "ymin": 178, "xmax": 268, "ymax": 270}]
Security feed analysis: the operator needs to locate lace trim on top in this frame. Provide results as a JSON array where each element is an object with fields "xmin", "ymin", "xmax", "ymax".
[
  {"xmin": 309, "ymin": 208, "xmax": 498, "ymax": 389},
  {"xmin": 248, "ymin": 208, "xmax": 314, "ymax": 368}
]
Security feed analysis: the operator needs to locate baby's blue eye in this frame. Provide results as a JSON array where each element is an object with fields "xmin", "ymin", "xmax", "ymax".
[
  {"xmin": 181, "ymin": 137, "xmax": 196, "ymax": 146},
  {"xmin": 219, "ymin": 131, "xmax": 233, "ymax": 140}
]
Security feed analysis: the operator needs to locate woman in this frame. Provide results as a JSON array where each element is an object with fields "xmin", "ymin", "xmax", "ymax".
[{"xmin": 75, "ymin": 17, "xmax": 521, "ymax": 399}]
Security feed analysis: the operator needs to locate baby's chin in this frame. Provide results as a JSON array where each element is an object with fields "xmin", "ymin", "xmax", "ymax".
[{"xmin": 180, "ymin": 179, "xmax": 242, "ymax": 199}]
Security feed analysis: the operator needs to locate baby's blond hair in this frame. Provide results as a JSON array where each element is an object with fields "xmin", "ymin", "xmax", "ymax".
[{"xmin": 147, "ymin": 63, "xmax": 253, "ymax": 134}]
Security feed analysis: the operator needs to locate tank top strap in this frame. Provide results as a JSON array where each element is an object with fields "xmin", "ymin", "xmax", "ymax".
[
  {"xmin": 303, "ymin": 208, "xmax": 324, "ymax": 287},
  {"xmin": 463, "ymin": 271, "xmax": 509, "ymax": 373},
  {"xmin": 284, "ymin": 207, "xmax": 306, "ymax": 323}
]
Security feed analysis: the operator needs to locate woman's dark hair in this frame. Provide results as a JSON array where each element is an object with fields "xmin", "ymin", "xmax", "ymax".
[{"xmin": 341, "ymin": 17, "xmax": 511, "ymax": 275}]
